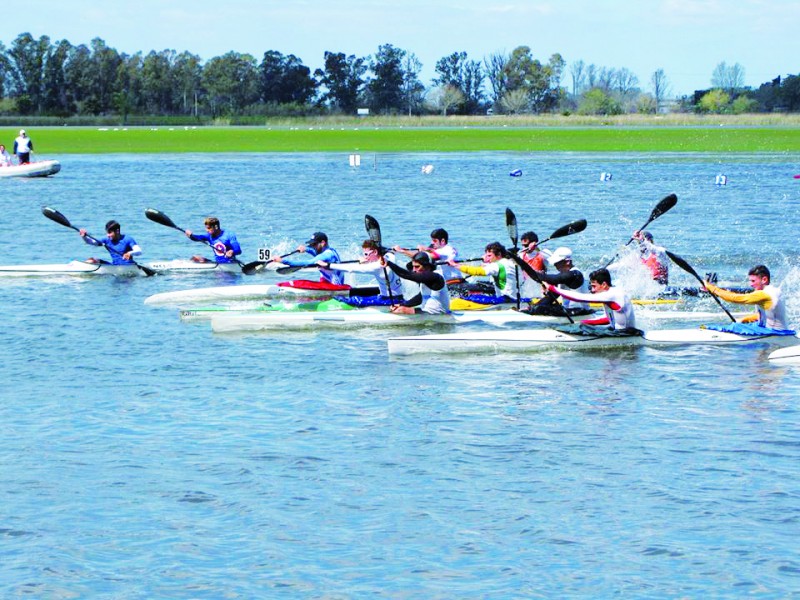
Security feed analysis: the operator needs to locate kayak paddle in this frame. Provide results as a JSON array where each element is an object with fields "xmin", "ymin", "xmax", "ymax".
[
  {"xmin": 144, "ymin": 208, "xmax": 250, "ymax": 273},
  {"xmin": 666, "ymin": 250, "xmax": 737, "ymax": 322},
  {"xmin": 276, "ymin": 258, "xmax": 361, "ymax": 275},
  {"xmin": 604, "ymin": 193, "xmax": 678, "ymax": 266},
  {"xmin": 42, "ymin": 206, "xmax": 157, "ymax": 277},
  {"xmin": 505, "ymin": 207, "xmax": 521, "ymax": 310},
  {"xmin": 365, "ymin": 214, "xmax": 395, "ymax": 304},
  {"xmin": 506, "ymin": 215, "xmax": 591, "ymax": 323},
  {"xmin": 539, "ymin": 219, "xmax": 588, "ymax": 244},
  {"xmin": 241, "ymin": 250, "xmax": 300, "ymax": 275}
]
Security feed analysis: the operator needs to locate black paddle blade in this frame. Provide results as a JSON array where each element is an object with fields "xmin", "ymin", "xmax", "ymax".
[
  {"xmin": 42, "ymin": 206, "xmax": 73, "ymax": 229},
  {"xmin": 649, "ymin": 193, "xmax": 678, "ymax": 222},
  {"xmin": 547, "ymin": 219, "xmax": 587, "ymax": 241},
  {"xmin": 145, "ymin": 208, "xmax": 179, "ymax": 230},
  {"xmin": 138, "ymin": 263, "xmax": 158, "ymax": 277},
  {"xmin": 365, "ymin": 214, "xmax": 381, "ymax": 245},
  {"xmin": 666, "ymin": 250, "xmax": 736, "ymax": 322},
  {"xmin": 665, "ymin": 250, "xmax": 700, "ymax": 281},
  {"xmin": 241, "ymin": 261, "xmax": 265, "ymax": 274},
  {"xmin": 505, "ymin": 208, "xmax": 518, "ymax": 247}
]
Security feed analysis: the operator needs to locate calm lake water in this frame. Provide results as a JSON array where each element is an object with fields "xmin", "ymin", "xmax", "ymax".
[{"xmin": 2, "ymin": 152, "xmax": 800, "ymax": 598}]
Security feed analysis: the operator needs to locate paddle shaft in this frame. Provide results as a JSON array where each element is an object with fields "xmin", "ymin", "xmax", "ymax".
[
  {"xmin": 276, "ymin": 257, "xmax": 362, "ymax": 275},
  {"xmin": 665, "ymin": 251, "xmax": 737, "ymax": 322}
]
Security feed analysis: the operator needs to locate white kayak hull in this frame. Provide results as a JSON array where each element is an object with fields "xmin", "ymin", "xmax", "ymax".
[
  {"xmin": 144, "ymin": 283, "xmax": 379, "ymax": 306},
  {"xmin": 0, "ymin": 259, "xmax": 246, "ymax": 277},
  {"xmin": 643, "ymin": 328, "xmax": 799, "ymax": 346},
  {"xmin": 208, "ymin": 308, "xmax": 570, "ymax": 332},
  {"xmin": 388, "ymin": 328, "xmax": 644, "ymax": 355},
  {"xmin": 144, "ymin": 260, "xmax": 243, "ymax": 274},
  {"xmin": 388, "ymin": 325, "xmax": 799, "ymax": 355},
  {"xmin": 768, "ymin": 345, "xmax": 800, "ymax": 364},
  {"xmin": 0, "ymin": 160, "xmax": 61, "ymax": 178},
  {"xmin": 0, "ymin": 260, "xmax": 141, "ymax": 277},
  {"xmin": 187, "ymin": 305, "xmax": 746, "ymax": 325}
]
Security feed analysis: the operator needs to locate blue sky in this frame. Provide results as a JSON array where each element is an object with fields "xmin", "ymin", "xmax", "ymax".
[{"xmin": 3, "ymin": 0, "xmax": 799, "ymax": 97}]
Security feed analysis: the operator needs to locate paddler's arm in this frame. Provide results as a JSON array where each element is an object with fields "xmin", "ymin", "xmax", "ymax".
[
  {"xmin": 124, "ymin": 240, "xmax": 143, "ymax": 260},
  {"xmin": 448, "ymin": 261, "xmax": 487, "ymax": 277},
  {"xmin": 79, "ymin": 229, "xmax": 103, "ymax": 246},
  {"xmin": 704, "ymin": 281, "xmax": 773, "ymax": 308},
  {"xmin": 320, "ymin": 261, "xmax": 377, "ymax": 274},
  {"xmin": 392, "ymin": 245, "xmax": 416, "ymax": 258},
  {"xmin": 226, "ymin": 234, "xmax": 242, "ymax": 258},
  {"xmin": 545, "ymin": 284, "xmax": 600, "ymax": 306},
  {"xmin": 385, "ymin": 259, "xmax": 445, "ymax": 289},
  {"xmin": 185, "ymin": 230, "xmax": 209, "ymax": 243},
  {"xmin": 281, "ymin": 254, "xmax": 318, "ymax": 267}
]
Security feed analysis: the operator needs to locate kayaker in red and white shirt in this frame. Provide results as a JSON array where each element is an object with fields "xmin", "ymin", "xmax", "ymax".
[{"xmin": 545, "ymin": 267, "xmax": 637, "ymax": 330}]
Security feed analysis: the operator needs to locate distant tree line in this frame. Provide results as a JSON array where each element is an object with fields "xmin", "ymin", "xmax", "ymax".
[{"xmin": 1, "ymin": 32, "xmax": 799, "ymax": 120}]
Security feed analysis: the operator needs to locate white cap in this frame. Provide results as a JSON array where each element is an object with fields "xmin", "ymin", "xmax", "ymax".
[
  {"xmin": 19, "ymin": 129, "xmax": 25, "ymax": 135},
  {"xmin": 548, "ymin": 247, "xmax": 572, "ymax": 266}
]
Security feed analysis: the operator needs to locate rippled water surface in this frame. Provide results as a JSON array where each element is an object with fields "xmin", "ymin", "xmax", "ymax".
[{"xmin": 2, "ymin": 152, "xmax": 800, "ymax": 598}]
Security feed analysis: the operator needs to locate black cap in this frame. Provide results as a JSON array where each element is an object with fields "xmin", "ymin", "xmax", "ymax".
[
  {"xmin": 412, "ymin": 251, "xmax": 432, "ymax": 266},
  {"xmin": 305, "ymin": 232, "xmax": 328, "ymax": 245},
  {"xmin": 105, "ymin": 220, "xmax": 121, "ymax": 233}
]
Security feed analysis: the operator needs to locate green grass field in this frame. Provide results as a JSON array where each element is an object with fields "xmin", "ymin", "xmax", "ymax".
[{"xmin": 3, "ymin": 120, "xmax": 800, "ymax": 154}]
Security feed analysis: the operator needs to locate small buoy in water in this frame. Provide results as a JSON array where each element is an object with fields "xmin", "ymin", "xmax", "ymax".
[
  {"xmin": 600, "ymin": 172, "xmax": 612, "ymax": 181},
  {"xmin": 715, "ymin": 174, "xmax": 728, "ymax": 186},
  {"xmin": 509, "ymin": 169, "xmax": 523, "ymax": 177},
  {"xmin": 421, "ymin": 164, "xmax": 434, "ymax": 174},
  {"xmin": 349, "ymin": 154, "xmax": 361, "ymax": 167},
  {"xmin": 793, "ymin": 174, "xmax": 800, "ymax": 179}
]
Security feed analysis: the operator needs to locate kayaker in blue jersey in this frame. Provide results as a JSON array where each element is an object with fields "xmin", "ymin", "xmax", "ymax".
[
  {"xmin": 184, "ymin": 217, "xmax": 242, "ymax": 263},
  {"xmin": 381, "ymin": 251, "xmax": 450, "ymax": 314},
  {"xmin": 271, "ymin": 231, "xmax": 344, "ymax": 285},
  {"xmin": 80, "ymin": 220, "xmax": 142, "ymax": 265}
]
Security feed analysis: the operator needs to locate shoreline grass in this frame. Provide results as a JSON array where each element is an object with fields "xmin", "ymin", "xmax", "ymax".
[{"xmin": 3, "ymin": 114, "xmax": 800, "ymax": 154}]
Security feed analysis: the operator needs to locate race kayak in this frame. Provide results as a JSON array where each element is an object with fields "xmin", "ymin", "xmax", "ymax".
[
  {"xmin": 0, "ymin": 259, "xmax": 248, "ymax": 277},
  {"xmin": 209, "ymin": 307, "xmax": 569, "ymax": 333},
  {"xmin": 0, "ymin": 260, "xmax": 141, "ymax": 277},
  {"xmin": 768, "ymin": 345, "xmax": 800, "ymax": 364},
  {"xmin": 388, "ymin": 327, "xmax": 644, "ymax": 355},
  {"xmin": 183, "ymin": 300, "xmax": 747, "ymax": 324},
  {"xmin": 145, "ymin": 260, "xmax": 245, "ymax": 274},
  {"xmin": 145, "ymin": 280, "xmax": 380, "ymax": 306},
  {"xmin": 388, "ymin": 322, "xmax": 796, "ymax": 356},
  {"xmin": 0, "ymin": 160, "xmax": 60, "ymax": 178},
  {"xmin": 643, "ymin": 325, "xmax": 799, "ymax": 346}
]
